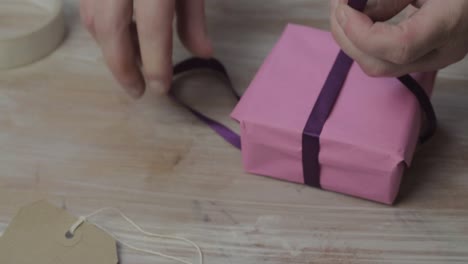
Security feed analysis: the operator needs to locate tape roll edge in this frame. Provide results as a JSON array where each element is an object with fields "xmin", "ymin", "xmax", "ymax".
[{"xmin": 0, "ymin": 0, "xmax": 66, "ymax": 70}]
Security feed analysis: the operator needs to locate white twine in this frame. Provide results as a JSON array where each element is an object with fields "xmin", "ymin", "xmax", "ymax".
[{"xmin": 68, "ymin": 207, "xmax": 203, "ymax": 264}]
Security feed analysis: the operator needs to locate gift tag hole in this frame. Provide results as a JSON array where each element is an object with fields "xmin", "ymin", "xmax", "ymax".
[{"xmin": 65, "ymin": 231, "xmax": 74, "ymax": 239}]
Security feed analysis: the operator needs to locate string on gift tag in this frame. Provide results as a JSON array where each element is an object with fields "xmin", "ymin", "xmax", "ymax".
[{"xmin": 67, "ymin": 207, "xmax": 203, "ymax": 264}]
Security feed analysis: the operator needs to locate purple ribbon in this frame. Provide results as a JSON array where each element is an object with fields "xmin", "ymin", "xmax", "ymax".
[
  {"xmin": 171, "ymin": 58, "xmax": 242, "ymax": 149},
  {"xmin": 302, "ymin": 50, "xmax": 354, "ymax": 187},
  {"xmin": 302, "ymin": 0, "xmax": 369, "ymax": 188},
  {"xmin": 171, "ymin": 0, "xmax": 437, "ymax": 188}
]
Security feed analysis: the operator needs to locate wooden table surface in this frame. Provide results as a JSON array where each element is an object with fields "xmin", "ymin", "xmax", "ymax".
[{"xmin": 1, "ymin": 1, "xmax": 468, "ymax": 263}]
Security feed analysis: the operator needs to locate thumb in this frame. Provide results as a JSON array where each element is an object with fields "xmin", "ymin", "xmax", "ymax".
[{"xmin": 365, "ymin": 0, "xmax": 415, "ymax": 21}]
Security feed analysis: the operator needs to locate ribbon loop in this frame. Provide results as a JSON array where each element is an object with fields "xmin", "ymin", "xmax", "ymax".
[{"xmin": 171, "ymin": 58, "xmax": 242, "ymax": 149}]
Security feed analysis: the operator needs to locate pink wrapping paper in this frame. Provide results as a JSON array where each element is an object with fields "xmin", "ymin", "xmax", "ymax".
[{"xmin": 231, "ymin": 24, "xmax": 436, "ymax": 204}]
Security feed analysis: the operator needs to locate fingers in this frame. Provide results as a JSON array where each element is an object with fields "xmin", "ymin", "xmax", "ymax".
[
  {"xmin": 330, "ymin": 0, "xmax": 397, "ymax": 76},
  {"xmin": 331, "ymin": 0, "xmax": 457, "ymax": 76},
  {"xmin": 401, "ymin": 49, "xmax": 448, "ymax": 73},
  {"xmin": 337, "ymin": 2, "xmax": 449, "ymax": 65},
  {"xmin": 134, "ymin": 0, "xmax": 175, "ymax": 93},
  {"xmin": 94, "ymin": 0, "xmax": 146, "ymax": 98},
  {"xmin": 80, "ymin": 0, "xmax": 214, "ymax": 98},
  {"xmin": 176, "ymin": 0, "xmax": 212, "ymax": 58},
  {"xmin": 364, "ymin": 0, "xmax": 414, "ymax": 21},
  {"xmin": 79, "ymin": 0, "xmax": 97, "ymax": 38}
]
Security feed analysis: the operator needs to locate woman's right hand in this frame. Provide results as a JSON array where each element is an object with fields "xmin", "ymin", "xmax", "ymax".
[{"xmin": 330, "ymin": 0, "xmax": 468, "ymax": 77}]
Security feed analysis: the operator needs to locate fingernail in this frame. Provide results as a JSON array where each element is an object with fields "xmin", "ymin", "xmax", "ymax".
[
  {"xmin": 147, "ymin": 80, "xmax": 167, "ymax": 94},
  {"xmin": 125, "ymin": 81, "xmax": 145, "ymax": 99},
  {"xmin": 337, "ymin": 4, "xmax": 348, "ymax": 27},
  {"xmin": 203, "ymin": 38, "xmax": 214, "ymax": 58}
]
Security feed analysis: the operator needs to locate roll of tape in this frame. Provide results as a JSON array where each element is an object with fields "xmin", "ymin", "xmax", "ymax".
[{"xmin": 0, "ymin": 0, "xmax": 65, "ymax": 70}]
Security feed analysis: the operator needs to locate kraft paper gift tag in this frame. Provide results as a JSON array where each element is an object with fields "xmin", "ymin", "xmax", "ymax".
[{"xmin": 0, "ymin": 200, "xmax": 118, "ymax": 264}]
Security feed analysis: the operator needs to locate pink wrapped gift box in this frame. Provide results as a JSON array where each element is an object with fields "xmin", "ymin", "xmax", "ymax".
[{"xmin": 230, "ymin": 24, "xmax": 436, "ymax": 204}]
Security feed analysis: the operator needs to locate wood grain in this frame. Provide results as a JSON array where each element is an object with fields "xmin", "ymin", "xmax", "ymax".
[{"xmin": 1, "ymin": 0, "xmax": 468, "ymax": 263}]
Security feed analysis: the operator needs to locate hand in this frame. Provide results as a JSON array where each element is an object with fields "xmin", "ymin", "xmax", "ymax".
[
  {"xmin": 330, "ymin": 0, "xmax": 468, "ymax": 77},
  {"xmin": 79, "ymin": 0, "xmax": 212, "ymax": 98}
]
